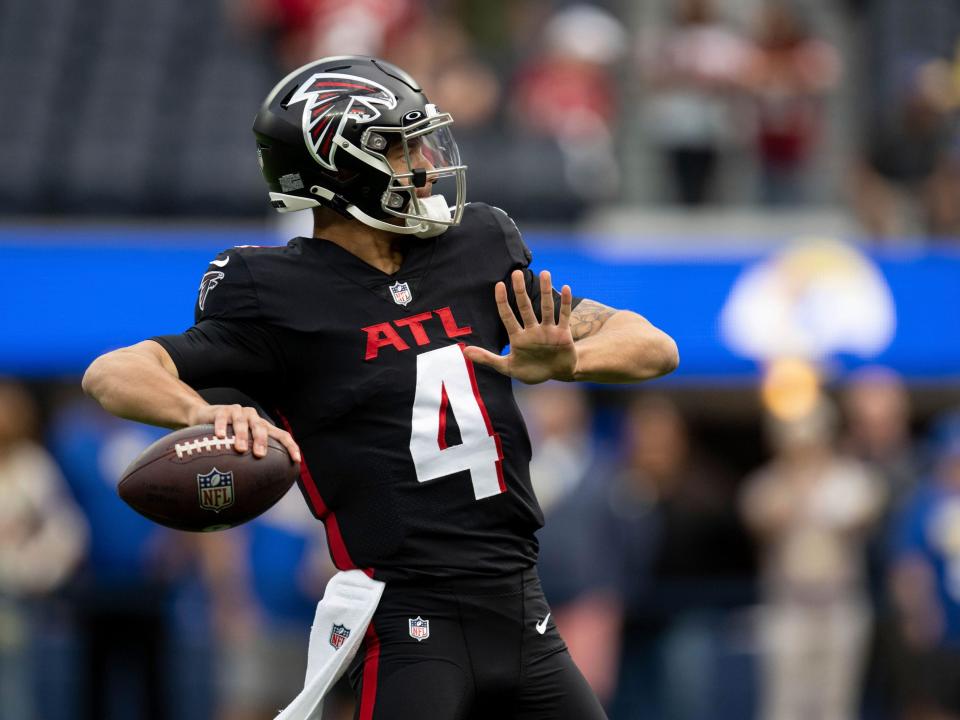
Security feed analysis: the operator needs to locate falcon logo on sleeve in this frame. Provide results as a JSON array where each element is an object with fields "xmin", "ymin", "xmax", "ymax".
[
  {"xmin": 287, "ymin": 73, "xmax": 398, "ymax": 171},
  {"xmin": 198, "ymin": 270, "xmax": 225, "ymax": 311}
]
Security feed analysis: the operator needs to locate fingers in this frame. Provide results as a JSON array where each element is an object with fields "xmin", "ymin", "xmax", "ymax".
[
  {"xmin": 539, "ymin": 270, "xmax": 555, "ymax": 325},
  {"xmin": 242, "ymin": 413, "xmax": 301, "ymax": 462},
  {"xmin": 231, "ymin": 406, "xmax": 250, "ymax": 453},
  {"xmin": 511, "ymin": 270, "xmax": 539, "ymax": 328},
  {"xmin": 267, "ymin": 425, "xmax": 302, "ymax": 464},
  {"xmin": 462, "ymin": 345, "xmax": 511, "ymax": 376},
  {"xmin": 494, "ymin": 281, "xmax": 522, "ymax": 335},
  {"xmin": 210, "ymin": 405, "xmax": 301, "ymax": 462},
  {"xmin": 251, "ymin": 414, "xmax": 270, "ymax": 457},
  {"xmin": 558, "ymin": 285, "xmax": 573, "ymax": 329},
  {"xmin": 213, "ymin": 405, "xmax": 235, "ymax": 441}
]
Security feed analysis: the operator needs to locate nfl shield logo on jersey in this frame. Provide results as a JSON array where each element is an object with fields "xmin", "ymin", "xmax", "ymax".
[
  {"xmin": 196, "ymin": 468, "xmax": 234, "ymax": 513},
  {"xmin": 329, "ymin": 623, "xmax": 351, "ymax": 650},
  {"xmin": 408, "ymin": 616, "xmax": 430, "ymax": 642},
  {"xmin": 389, "ymin": 281, "xmax": 413, "ymax": 306}
]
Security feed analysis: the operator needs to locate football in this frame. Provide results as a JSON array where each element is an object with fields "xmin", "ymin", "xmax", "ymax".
[{"xmin": 118, "ymin": 424, "xmax": 299, "ymax": 532}]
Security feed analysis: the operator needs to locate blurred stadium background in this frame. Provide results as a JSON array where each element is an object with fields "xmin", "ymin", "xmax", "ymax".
[{"xmin": 3, "ymin": 0, "xmax": 960, "ymax": 718}]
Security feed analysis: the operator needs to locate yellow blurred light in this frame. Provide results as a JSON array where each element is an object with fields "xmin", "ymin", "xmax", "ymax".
[{"xmin": 761, "ymin": 358, "xmax": 821, "ymax": 421}]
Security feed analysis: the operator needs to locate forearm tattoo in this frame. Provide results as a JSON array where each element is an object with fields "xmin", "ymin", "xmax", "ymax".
[{"xmin": 569, "ymin": 299, "xmax": 616, "ymax": 340}]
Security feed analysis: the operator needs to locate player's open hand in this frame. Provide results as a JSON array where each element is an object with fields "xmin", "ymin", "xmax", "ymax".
[
  {"xmin": 463, "ymin": 270, "xmax": 577, "ymax": 384},
  {"xmin": 187, "ymin": 404, "xmax": 301, "ymax": 463}
]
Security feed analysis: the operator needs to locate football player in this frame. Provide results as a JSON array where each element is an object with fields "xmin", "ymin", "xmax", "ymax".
[{"xmin": 83, "ymin": 56, "xmax": 678, "ymax": 719}]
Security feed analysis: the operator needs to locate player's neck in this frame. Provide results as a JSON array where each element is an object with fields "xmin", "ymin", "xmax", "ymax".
[{"xmin": 311, "ymin": 212, "xmax": 405, "ymax": 275}]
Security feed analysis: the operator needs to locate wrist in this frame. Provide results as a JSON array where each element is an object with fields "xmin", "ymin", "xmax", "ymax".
[
  {"xmin": 183, "ymin": 400, "xmax": 211, "ymax": 427},
  {"xmin": 564, "ymin": 343, "xmax": 585, "ymax": 382},
  {"xmin": 557, "ymin": 357, "xmax": 581, "ymax": 383}
]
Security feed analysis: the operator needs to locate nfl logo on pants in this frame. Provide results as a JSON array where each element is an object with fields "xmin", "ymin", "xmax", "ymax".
[
  {"xmin": 329, "ymin": 623, "xmax": 351, "ymax": 650},
  {"xmin": 409, "ymin": 616, "xmax": 429, "ymax": 642}
]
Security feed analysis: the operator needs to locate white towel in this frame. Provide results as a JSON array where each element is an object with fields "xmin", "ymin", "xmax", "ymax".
[{"xmin": 275, "ymin": 569, "xmax": 385, "ymax": 720}]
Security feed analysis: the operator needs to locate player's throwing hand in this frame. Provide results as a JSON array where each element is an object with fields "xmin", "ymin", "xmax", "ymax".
[
  {"xmin": 187, "ymin": 403, "xmax": 301, "ymax": 462},
  {"xmin": 464, "ymin": 270, "xmax": 577, "ymax": 384}
]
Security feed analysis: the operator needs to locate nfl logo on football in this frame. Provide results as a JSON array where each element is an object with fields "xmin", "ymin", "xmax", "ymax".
[
  {"xmin": 196, "ymin": 468, "xmax": 234, "ymax": 513},
  {"xmin": 408, "ymin": 616, "xmax": 430, "ymax": 642},
  {"xmin": 389, "ymin": 281, "xmax": 413, "ymax": 306},
  {"xmin": 329, "ymin": 623, "xmax": 351, "ymax": 650}
]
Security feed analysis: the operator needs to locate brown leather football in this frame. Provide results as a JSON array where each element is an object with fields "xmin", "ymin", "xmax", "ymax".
[{"xmin": 118, "ymin": 424, "xmax": 300, "ymax": 532}]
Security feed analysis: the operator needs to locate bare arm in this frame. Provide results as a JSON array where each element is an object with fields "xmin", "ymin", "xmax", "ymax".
[
  {"xmin": 82, "ymin": 341, "xmax": 301, "ymax": 461},
  {"xmin": 463, "ymin": 270, "xmax": 678, "ymax": 384},
  {"xmin": 567, "ymin": 299, "xmax": 679, "ymax": 383},
  {"xmin": 82, "ymin": 340, "xmax": 207, "ymax": 429}
]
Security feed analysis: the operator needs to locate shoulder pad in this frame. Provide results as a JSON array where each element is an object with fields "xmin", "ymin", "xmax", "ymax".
[
  {"xmin": 194, "ymin": 249, "xmax": 259, "ymax": 323},
  {"xmin": 486, "ymin": 205, "xmax": 532, "ymax": 268}
]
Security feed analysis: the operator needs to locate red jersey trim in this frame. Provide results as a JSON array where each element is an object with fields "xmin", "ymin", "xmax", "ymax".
[
  {"xmin": 437, "ymin": 382, "xmax": 450, "ymax": 450},
  {"xmin": 458, "ymin": 344, "xmax": 506, "ymax": 493},
  {"xmin": 359, "ymin": 622, "xmax": 381, "ymax": 720},
  {"xmin": 275, "ymin": 410, "xmax": 373, "ymax": 577}
]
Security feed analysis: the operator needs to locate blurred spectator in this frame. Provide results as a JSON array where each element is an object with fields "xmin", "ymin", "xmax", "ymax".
[
  {"xmin": 852, "ymin": 56, "xmax": 960, "ymax": 240},
  {"xmin": 741, "ymin": 2, "xmax": 841, "ymax": 206},
  {"xmin": 510, "ymin": 4, "xmax": 628, "ymax": 202},
  {"xmin": 851, "ymin": 0, "xmax": 960, "ymax": 240},
  {"xmin": 233, "ymin": 0, "xmax": 423, "ymax": 71},
  {"xmin": 741, "ymin": 398, "xmax": 884, "ymax": 720},
  {"xmin": 521, "ymin": 382, "xmax": 598, "ymax": 514},
  {"xmin": 431, "ymin": 55, "xmax": 501, "ymax": 127},
  {"xmin": 199, "ymin": 489, "xmax": 340, "ymax": 720},
  {"xmin": 842, "ymin": 366, "xmax": 917, "ymax": 513},
  {"xmin": 532, "ymin": 383, "xmax": 617, "ymax": 703},
  {"xmin": 840, "ymin": 367, "xmax": 918, "ymax": 717},
  {"xmin": 888, "ymin": 411, "xmax": 960, "ymax": 720},
  {"xmin": 0, "ymin": 381, "xmax": 87, "ymax": 720},
  {"xmin": 546, "ymin": 393, "xmax": 748, "ymax": 717},
  {"xmin": 385, "ymin": 12, "xmax": 473, "ymax": 95},
  {"xmin": 426, "ymin": 53, "xmax": 535, "ymax": 218},
  {"xmin": 608, "ymin": 394, "xmax": 749, "ymax": 720},
  {"xmin": 47, "ymin": 396, "xmax": 183, "ymax": 720},
  {"xmin": 642, "ymin": 0, "xmax": 751, "ymax": 205}
]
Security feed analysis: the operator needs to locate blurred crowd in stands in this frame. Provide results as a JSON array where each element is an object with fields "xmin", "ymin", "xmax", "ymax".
[
  {"xmin": 2, "ymin": 371, "xmax": 960, "ymax": 720},
  {"xmin": 5, "ymin": 0, "xmax": 960, "ymax": 239}
]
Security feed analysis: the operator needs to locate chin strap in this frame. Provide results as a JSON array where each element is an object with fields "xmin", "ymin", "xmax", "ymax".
[{"xmin": 408, "ymin": 195, "xmax": 454, "ymax": 238}]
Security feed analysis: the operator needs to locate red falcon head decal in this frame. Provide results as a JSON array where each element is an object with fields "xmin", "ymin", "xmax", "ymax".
[{"xmin": 287, "ymin": 73, "xmax": 398, "ymax": 172}]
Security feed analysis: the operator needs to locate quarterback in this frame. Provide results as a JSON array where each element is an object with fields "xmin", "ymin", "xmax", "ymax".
[{"xmin": 83, "ymin": 56, "xmax": 678, "ymax": 719}]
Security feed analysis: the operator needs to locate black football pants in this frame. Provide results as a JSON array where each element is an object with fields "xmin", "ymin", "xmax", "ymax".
[{"xmin": 347, "ymin": 568, "xmax": 608, "ymax": 720}]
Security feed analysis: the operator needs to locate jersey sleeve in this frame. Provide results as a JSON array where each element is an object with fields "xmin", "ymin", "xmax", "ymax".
[
  {"xmin": 191, "ymin": 249, "xmax": 260, "ymax": 324},
  {"xmin": 151, "ymin": 249, "xmax": 284, "ymax": 392},
  {"xmin": 152, "ymin": 319, "xmax": 286, "ymax": 390},
  {"xmin": 487, "ymin": 205, "xmax": 582, "ymax": 322}
]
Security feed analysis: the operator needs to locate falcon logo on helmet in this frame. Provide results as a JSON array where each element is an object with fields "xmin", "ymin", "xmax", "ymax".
[{"xmin": 287, "ymin": 73, "xmax": 397, "ymax": 172}]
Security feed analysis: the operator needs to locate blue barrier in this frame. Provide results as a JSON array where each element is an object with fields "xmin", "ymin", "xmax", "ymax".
[{"xmin": 1, "ymin": 227, "xmax": 958, "ymax": 382}]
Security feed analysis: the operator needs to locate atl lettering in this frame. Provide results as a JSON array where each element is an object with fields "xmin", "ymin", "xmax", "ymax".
[{"xmin": 363, "ymin": 306, "xmax": 472, "ymax": 360}]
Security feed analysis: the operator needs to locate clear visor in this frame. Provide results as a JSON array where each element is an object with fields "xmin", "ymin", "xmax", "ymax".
[
  {"xmin": 411, "ymin": 123, "xmax": 461, "ymax": 175},
  {"xmin": 362, "ymin": 112, "xmax": 467, "ymax": 228}
]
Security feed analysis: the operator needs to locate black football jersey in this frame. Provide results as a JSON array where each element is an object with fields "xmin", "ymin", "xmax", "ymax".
[{"xmin": 153, "ymin": 203, "xmax": 579, "ymax": 582}]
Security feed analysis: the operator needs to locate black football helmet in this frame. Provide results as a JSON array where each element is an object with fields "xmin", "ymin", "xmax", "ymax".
[{"xmin": 253, "ymin": 56, "xmax": 466, "ymax": 236}]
